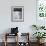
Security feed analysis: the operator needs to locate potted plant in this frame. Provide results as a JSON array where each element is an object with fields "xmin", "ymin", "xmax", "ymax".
[{"xmin": 33, "ymin": 32, "xmax": 46, "ymax": 43}]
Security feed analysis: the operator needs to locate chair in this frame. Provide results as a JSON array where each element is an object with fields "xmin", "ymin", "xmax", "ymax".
[
  {"xmin": 18, "ymin": 33, "xmax": 30, "ymax": 46},
  {"xmin": 4, "ymin": 27, "xmax": 19, "ymax": 46},
  {"xmin": 4, "ymin": 33, "xmax": 18, "ymax": 46}
]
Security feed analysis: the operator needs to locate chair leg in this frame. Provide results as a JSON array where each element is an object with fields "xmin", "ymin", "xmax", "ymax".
[
  {"xmin": 4, "ymin": 33, "xmax": 7, "ymax": 46},
  {"xmin": 4, "ymin": 41, "xmax": 7, "ymax": 46}
]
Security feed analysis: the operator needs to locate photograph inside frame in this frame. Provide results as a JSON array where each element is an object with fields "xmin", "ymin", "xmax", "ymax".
[{"xmin": 11, "ymin": 6, "xmax": 24, "ymax": 22}]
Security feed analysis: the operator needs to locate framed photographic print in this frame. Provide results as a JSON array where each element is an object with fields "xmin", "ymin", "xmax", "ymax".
[{"xmin": 11, "ymin": 6, "xmax": 24, "ymax": 22}]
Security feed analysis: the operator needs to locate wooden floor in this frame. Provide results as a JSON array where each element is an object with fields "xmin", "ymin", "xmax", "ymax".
[{"xmin": 0, "ymin": 42, "xmax": 46, "ymax": 46}]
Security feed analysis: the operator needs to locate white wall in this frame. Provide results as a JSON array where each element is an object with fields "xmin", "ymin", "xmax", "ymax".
[
  {"xmin": 0, "ymin": 0, "xmax": 36, "ymax": 42},
  {"xmin": 0, "ymin": 0, "xmax": 37, "ymax": 34}
]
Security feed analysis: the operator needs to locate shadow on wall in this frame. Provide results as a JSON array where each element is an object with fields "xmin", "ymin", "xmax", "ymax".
[{"xmin": 2, "ymin": 28, "xmax": 11, "ymax": 34}]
